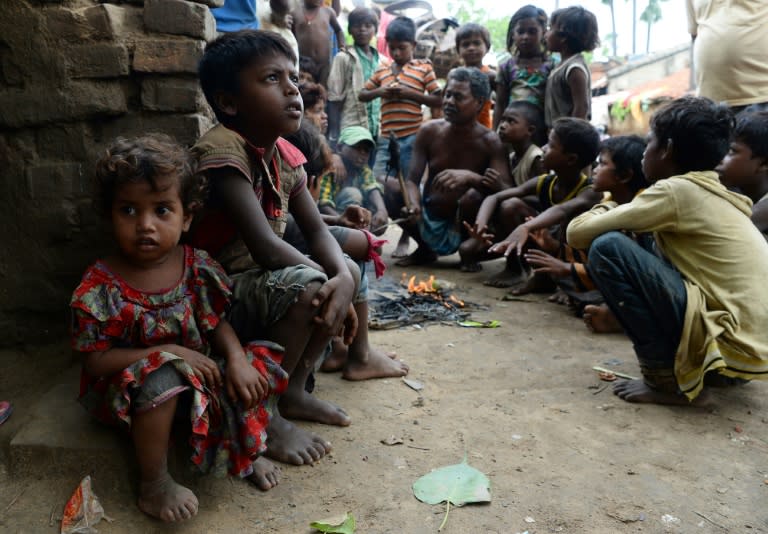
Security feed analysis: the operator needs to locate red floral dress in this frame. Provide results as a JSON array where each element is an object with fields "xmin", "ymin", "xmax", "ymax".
[{"xmin": 70, "ymin": 246, "xmax": 288, "ymax": 478}]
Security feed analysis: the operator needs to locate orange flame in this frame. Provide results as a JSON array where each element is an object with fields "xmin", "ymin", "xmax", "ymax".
[{"xmin": 407, "ymin": 274, "xmax": 436, "ymax": 294}]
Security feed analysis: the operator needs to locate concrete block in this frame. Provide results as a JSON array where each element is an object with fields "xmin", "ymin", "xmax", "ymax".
[
  {"xmin": 133, "ymin": 38, "xmax": 205, "ymax": 74},
  {"xmin": 66, "ymin": 43, "xmax": 130, "ymax": 79},
  {"xmin": 9, "ymin": 383, "xmax": 131, "ymax": 480},
  {"xmin": 25, "ymin": 162, "xmax": 83, "ymax": 200},
  {"xmin": 141, "ymin": 77, "xmax": 203, "ymax": 112},
  {"xmin": 144, "ymin": 0, "xmax": 216, "ymax": 41},
  {"xmin": 0, "ymin": 82, "xmax": 126, "ymax": 129}
]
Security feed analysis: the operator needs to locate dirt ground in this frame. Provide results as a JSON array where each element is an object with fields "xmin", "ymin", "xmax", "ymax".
[{"xmin": 2, "ymin": 233, "xmax": 768, "ymax": 534}]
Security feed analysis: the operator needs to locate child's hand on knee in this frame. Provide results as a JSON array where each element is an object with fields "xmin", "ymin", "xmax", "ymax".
[
  {"xmin": 311, "ymin": 274, "xmax": 355, "ymax": 336},
  {"xmin": 226, "ymin": 355, "xmax": 268, "ymax": 410},
  {"xmin": 175, "ymin": 346, "xmax": 223, "ymax": 387}
]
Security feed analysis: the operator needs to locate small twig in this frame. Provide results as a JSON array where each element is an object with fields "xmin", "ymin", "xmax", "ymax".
[
  {"xmin": 438, "ymin": 500, "xmax": 450, "ymax": 531},
  {"xmin": 694, "ymin": 510, "xmax": 728, "ymax": 531},
  {"xmin": 592, "ymin": 383, "xmax": 610, "ymax": 395},
  {"xmin": 592, "ymin": 366, "xmax": 639, "ymax": 380},
  {"xmin": 3, "ymin": 488, "xmax": 24, "ymax": 514},
  {"xmin": 372, "ymin": 217, "xmax": 408, "ymax": 234},
  {"xmin": 49, "ymin": 504, "xmax": 56, "ymax": 526},
  {"xmin": 406, "ymin": 445, "xmax": 431, "ymax": 451}
]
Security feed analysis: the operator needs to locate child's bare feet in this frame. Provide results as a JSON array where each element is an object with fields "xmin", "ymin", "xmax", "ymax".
[
  {"xmin": 266, "ymin": 414, "xmax": 332, "ymax": 465},
  {"xmin": 247, "ymin": 457, "xmax": 281, "ymax": 490},
  {"xmin": 613, "ymin": 379, "xmax": 712, "ymax": 406},
  {"xmin": 343, "ymin": 346, "xmax": 408, "ymax": 380},
  {"xmin": 583, "ymin": 304, "xmax": 623, "ymax": 333},
  {"xmin": 320, "ymin": 337, "xmax": 347, "ymax": 372},
  {"xmin": 508, "ymin": 272, "xmax": 555, "ymax": 296},
  {"xmin": 548, "ymin": 289, "xmax": 571, "ymax": 305},
  {"xmin": 279, "ymin": 389, "xmax": 351, "ymax": 426},
  {"xmin": 392, "ymin": 231, "xmax": 411, "ymax": 258},
  {"xmin": 483, "ymin": 265, "xmax": 528, "ymax": 288},
  {"xmin": 138, "ymin": 474, "xmax": 198, "ymax": 522}
]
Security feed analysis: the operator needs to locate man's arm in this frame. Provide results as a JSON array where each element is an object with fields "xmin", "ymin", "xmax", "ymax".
[
  {"xmin": 403, "ymin": 124, "xmax": 433, "ymax": 217},
  {"xmin": 473, "ymin": 177, "xmax": 538, "ymax": 231},
  {"xmin": 214, "ymin": 169, "xmax": 323, "ymax": 271},
  {"xmin": 567, "ymin": 182, "xmax": 679, "ymax": 249}
]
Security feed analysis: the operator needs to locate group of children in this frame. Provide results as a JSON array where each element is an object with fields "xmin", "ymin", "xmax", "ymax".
[{"xmin": 66, "ymin": 3, "xmax": 768, "ymax": 525}]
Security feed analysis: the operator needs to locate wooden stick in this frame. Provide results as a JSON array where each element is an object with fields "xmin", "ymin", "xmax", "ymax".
[{"xmin": 592, "ymin": 366, "xmax": 639, "ymax": 380}]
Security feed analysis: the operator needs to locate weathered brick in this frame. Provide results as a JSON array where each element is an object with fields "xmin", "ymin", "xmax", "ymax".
[
  {"xmin": 141, "ymin": 77, "xmax": 203, "ymax": 112},
  {"xmin": 26, "ymin": 162, "xmax": 83, "ymax": 200},
  {"xmin": 99, "ymin": 113, "xmax": 212, "ymax": 146},
  {"xmin": 0, "ymin": 82, "xmax": 126, "ymax": 129},
  {"xmin": 83, "ymin": 4, "xmax": 129, "ymax": 40},
  {"xmin": 144, "ymin": 0, "xmax": 216, "ymax": 41},
  {"xmin": 36, "ymin": 124, "xmax": 93, "ymax": 162},
  {"xmin": 133, "ymin": 39, "xmax": 205, "ymax": 74},
  {"xmin": 66, "ymin": 43, "xmax": 130, "ymax": 79}
]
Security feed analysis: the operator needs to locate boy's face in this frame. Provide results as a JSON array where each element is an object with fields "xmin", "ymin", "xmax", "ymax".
[
  {"xmin": 221, "ymin": 53, "xmax": 302, "ymax": 138},
  {"xmin": 340, "ymin": 142, "xmax": 372, "ymax": 170},
  {"xmin": 388, "ymin": 39, "xmax": 415, "ymax": 66},
  {"xmin": 458, "ymin": 34, "xmax": 487, "ymax": 67},
  {"xmin": 642, "ymin": 130, "xmax": 671, "ymax": 183},
  {"xmin": 442, "ymin": 79, "xmax": 481, "ymax": 125},
  {"xmin": 541, "ymin": 130, "xmax": 573, "ymax": 172},
  {"xmin": 497, "ymin": 109, "xmax": 532, "ymax": 145},
  {"xmin": 592, "ymin": 150, "xmax": 621, "ymax": 193},
  {"xmin": 716, "ymin": 139, "xmax": 764, "ymax": 189},
  {"xmin": 350, "ymin": 21, "xmax": 377, "ymax": 47}
]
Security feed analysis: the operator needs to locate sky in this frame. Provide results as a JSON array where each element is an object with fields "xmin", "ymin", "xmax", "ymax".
[{"xmin": 430, "ymin": 0, "xmax": 690, "ymax": 58}]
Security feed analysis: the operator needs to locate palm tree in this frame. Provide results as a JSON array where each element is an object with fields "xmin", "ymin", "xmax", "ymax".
[
  {"xmin": 640, "ymin": 0, "xmax": 664, "ymax": 54},
  {"xmin": 601, "ymin": 0, "xmax": 617, "ymax": 57}
]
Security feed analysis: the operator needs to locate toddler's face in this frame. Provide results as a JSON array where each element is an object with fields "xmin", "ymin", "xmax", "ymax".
[
  {"xmin": 514, "ymin": 17, "xmax": 543, "ymax": 57},
  {"xmin": 458, "ymin": 34, "xmax": 487, "ymax": 66},
  {"xmin": 111, "ymin": 176, "xmax": 191, "ymax": 267},
  {"xmin": 304, "ymin": 99, "xmax": 328, "ymax": 134},
  {"xmin": 716, "ymin": 140, "xmax": 763, "ymax": 189}
]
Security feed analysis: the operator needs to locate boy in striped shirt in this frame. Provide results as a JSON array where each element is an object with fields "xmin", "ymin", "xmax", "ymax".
[{"xmin": 359, "ymin": 16, "xmax": 442, "ymax": 253}]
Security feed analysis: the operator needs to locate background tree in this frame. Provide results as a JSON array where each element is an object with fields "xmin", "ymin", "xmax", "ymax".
[
  {"xmin": 640, "ymin": 0, "xmax": 665, "ymax": 54},
  {"xmin": 601, "ymin": 0, "xmax": 617, "ymax": 57}
]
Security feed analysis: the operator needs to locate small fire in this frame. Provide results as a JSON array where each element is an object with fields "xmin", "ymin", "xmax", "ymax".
[
  {"xmin": 400, "ymin": 273, "xmax": 465, "ymax": 308},
  {"xmin": 407, "ymin": 274, "xmax": 436, "ymax": 294}
]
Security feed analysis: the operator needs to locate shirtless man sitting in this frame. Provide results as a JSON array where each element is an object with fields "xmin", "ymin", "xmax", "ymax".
[{"xmin": 396, "ymin": 67, "xmax": 511, "ymax": 268}]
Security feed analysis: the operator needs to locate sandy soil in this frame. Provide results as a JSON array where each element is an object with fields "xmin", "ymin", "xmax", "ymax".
[{"xmin": 1, "ymin": 234, "xmax": 767, "ymax": 534}]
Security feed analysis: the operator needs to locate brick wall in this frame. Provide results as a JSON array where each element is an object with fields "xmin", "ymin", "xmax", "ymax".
[{"xmin": 0, "ymin": 0, "xmax": 223, "ymax": 345}]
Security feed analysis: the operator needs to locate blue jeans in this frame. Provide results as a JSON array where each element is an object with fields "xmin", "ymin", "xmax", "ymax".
[
  {"xmin": 372, "ymin": 133, "xmax": 416, "ymax": 180},
  {"xmin": 587, "ymin": 232, "xmax": 687, "ymax": 370}
]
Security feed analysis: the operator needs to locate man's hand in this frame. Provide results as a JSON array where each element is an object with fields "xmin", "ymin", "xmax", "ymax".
[
  {"xmin": 176, "ymin": 346, "xmax": 222, "ymax": 387},
  {"xmin": 402, "ymin": 202, "xmax": 421, "ymax": 222},
  {"xmin": 463, "ymin": 220, "xmax": 495, "ymax": 247},
  {"xmin": 480, "ymin": 168, "xmax": 503, "ymax": 192},
  {"xmin": 339, "ymin": 205, "xmax": 371, "ymax": 229},
  {"xmin": 226, "ymin": 353, "xmax": 269, "ymax": 410},
  {"xmin": 433, "ymin": 169, "xmax": 473, "ymax": 192},
  {"xmin": 488, "ymin": 225, "xmax": 531, "ymax": 257},
  {"xmin": 312, "ymin": 273, "xmax": 355, "ymax": 336},
  {"xmin": 524, "ymin": 249, "xmax": 571, "ymax": 278}
]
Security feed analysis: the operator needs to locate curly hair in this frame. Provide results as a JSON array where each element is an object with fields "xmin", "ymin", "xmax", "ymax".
[
  {"xmin": 650, "ymin": 96, "xmax": 734, "ymax": 172},
  {"xmin": 94, "ymin": 134, "xmax": 206, "ymax": 217},
  {"xmin": 299, "ymin": 81, "xmax": 327, "ymax": 110},
  {"xmin": 505, "ymin": 4, "xmax": 548, "ymax": 55},
  {"xmin": 550, "ymin": 6, "xmax": 599, "ymax": 53}
]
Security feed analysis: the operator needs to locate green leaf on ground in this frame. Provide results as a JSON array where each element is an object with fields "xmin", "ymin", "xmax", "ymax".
[
  {"xmin": 413, "ymin": 457, "xmax": 491, "ymax": 530},
  {"xmin": 457, "ymin": 320, "xmax": 501, "ymax": 328},
  {"xmin": 310, "ymin": 512, "xmax": 356, "ymax": 533}
]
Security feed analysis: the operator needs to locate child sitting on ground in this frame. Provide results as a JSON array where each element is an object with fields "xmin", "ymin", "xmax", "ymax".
[
  {"xmin": 359, "ymin": 16, "xmax": 443, "ymax": 257},
  {"xmin": 462, "ymin": 118, "xmax": 601, "ymax": 288},
  {"xmin": 318, "ymin": 126, "xmax": 389, "ymax": 234},
  {"xmin": 493, "ymin": 5, "xmax": 552, "ymax": 129},
  {"xmin": 523, "ymin": 135, "xmax": 648, "ymax": 324},
  {"xmin": 70, "ymin": 135, "xmax": 290, "ymax": 523},
  {"xmin": 567, "ymin": 96, "xmax": 768, "ymax": 405},
  {"xmin": 292, "ymin": 0, "xmax": 344, "ymax": 86},
  {"xmin": 544, "ymin": 6, "xmax": 599, "ymax": 127},
  {"xmin": 193, "ymin": 30, "xmax": 359, "ymax": 467},
  {"xmin": 327, "ymin": 6, "xmax": 389, "ymax": 152},
  {"xmin": 455, "ymin": 22, "xmax": 495, "ymax": 129},
  {"xmin": 499, "ymin": 101, "xmax": 546, "ymax": 186},
  {"xmin": 717, "ymin": 110, "xmax": 768, "ymax": 237}
]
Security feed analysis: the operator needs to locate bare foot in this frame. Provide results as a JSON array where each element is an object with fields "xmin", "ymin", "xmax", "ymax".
[
  {"xmin": 320, "ymin": 337, "xmax": 347, "ymax": 372},
  {"xmin": 509, "ymin": 272, "xmax": 555, "ymax": 296},
  {"xmin": 583, "ymin": 304, "xmax": 622, "ymax": 333},
  {"xmin": 247, "ymin": 457, "xmax": 281, "ymax": 490},
  {"xmin": 138, "ymin": 474, "xmax": 198, "ymax": 522},
  {"xmin": 343, "ymin": 345, "xmax": 408, "ymax": 380},
  {"xmin": 459, "ymin": 262, "xmax": 483, "ymax": 273},
  {"xmin": 279, "ymin": 389, "xmax": 351, "ymax": 426},
  {"xmin": 394, "ymin": 247, "xmax": 437, "ymax": 267},
  {"xmin": 483, "ymin": 266, "xmax": 528, "ymax": 288},
  {"xmin": 265, "ymin": 414, "xmax": 332, "ymax": 465},
  {"xmin": 613, "ymin": 379, "xmax": 712, "ymax": 406},
  {"xmin": 548, "ymin": 289, "xmax": 571, "ymax": 305},
  {"xmin": 392, "ymin": 232, "xmax": 411, "ymax": 258}
]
